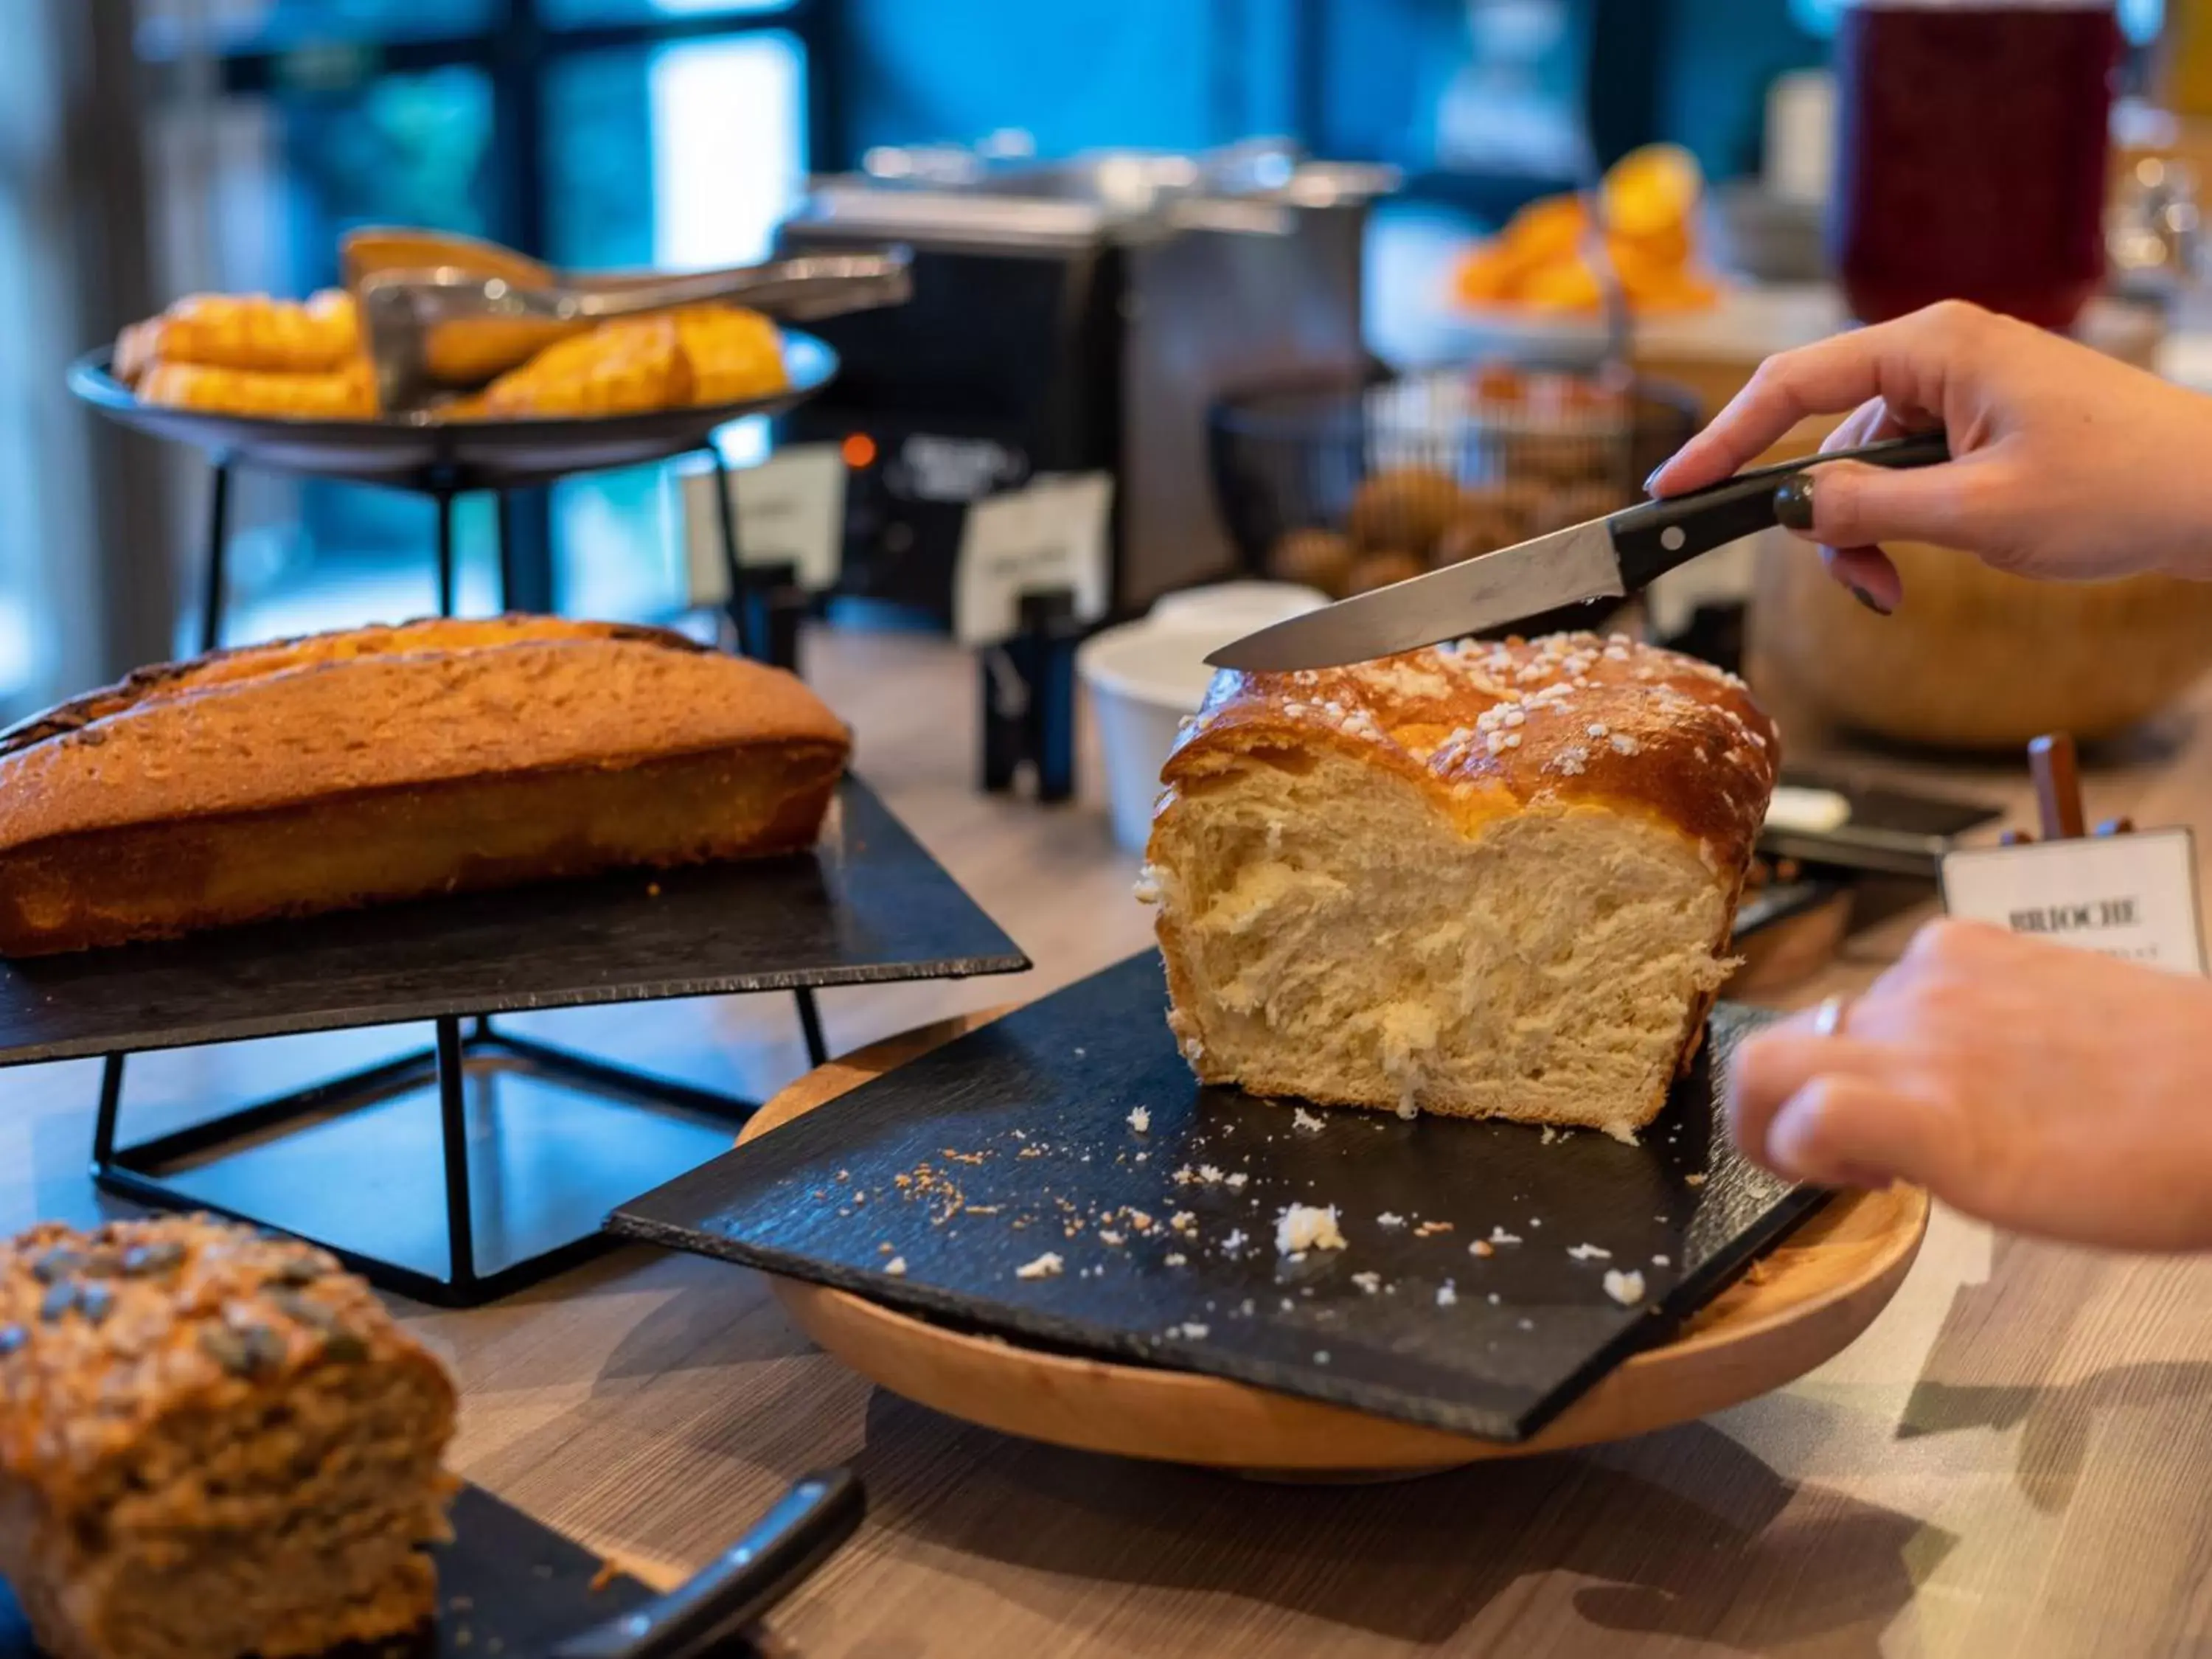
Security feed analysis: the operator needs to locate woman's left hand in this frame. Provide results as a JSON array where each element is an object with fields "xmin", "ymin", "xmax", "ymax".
[{"xmin": 1728, "ymin": 918, "xmax": 2212, "ymax": 1252}]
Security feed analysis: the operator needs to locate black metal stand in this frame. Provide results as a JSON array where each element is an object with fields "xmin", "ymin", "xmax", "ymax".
[
  {"xmin": 112, "ymin": 444, "xmax": 835, "ymax": 1304},
  {"xmin": 705, "ymin": 448, "xmax": 806, "ymax": 673},
  {"xmin": 979, "ymin": 589, "xmax": 1082, "ymax": 802},
  {"xmin": 197, "ymin": 445, "xmax": 802, "ymax": 667},
  {"xmin": 89, "ymin": 999, "xmax": 829, "ymax": 1307}
]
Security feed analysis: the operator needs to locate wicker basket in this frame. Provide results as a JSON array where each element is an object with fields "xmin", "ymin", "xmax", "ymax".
[
  {"xmin": 1747, "ymin": 539, "xmax": 2212, "ymax": 749},
  {"xmin": 1207, "ymin": 364, "xmax": 1697, "ymax": 638}
]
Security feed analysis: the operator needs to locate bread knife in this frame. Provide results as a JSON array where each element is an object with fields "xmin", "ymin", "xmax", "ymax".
[
  {"xmin": 1205, "ymin": 429, "xmax": 1950, "ymax": 672},
  {"xmin": 548, "ymin": 1468, "xmax": 863, "ymax": 1659}
]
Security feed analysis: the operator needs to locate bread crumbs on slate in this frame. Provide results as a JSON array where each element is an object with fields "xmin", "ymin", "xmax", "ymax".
[
  {"xmin": 1015, "ymin": 1252, "xmax": 1064, "ymax": 1280},
  {"xmin": 1275, "ymin": 1203, "xmax": 1346, "ymax": 1255},
  {"xmin": 1604, "ymin": 1269, "xmax": 1646, "ymax": 1305}
]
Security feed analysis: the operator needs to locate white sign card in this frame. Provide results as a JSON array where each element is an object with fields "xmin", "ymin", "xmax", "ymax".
[
  {"xmin": 678, "ymin": 442, "xmax": 847, "ymax": 605},
  {"xmin": 952, "ymin": 472, "xmax": 1113, "ymax": 648},
  {"xmin": 1938, "ymin": 827, "xmax": 2207, "ymax": 977}
]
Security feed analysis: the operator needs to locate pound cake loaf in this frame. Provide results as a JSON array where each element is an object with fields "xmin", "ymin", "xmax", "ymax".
[
  {"xmin": 1144, "ymin": 631, "xmax": 1778, "ymax": 1140},
  {"xmin": 0, "ymin": 616, "xmax": 851, "ymax": 956},
  {"xmin": 0, "ymin": 1216, "xmax": 457, "ymax": 1659}
]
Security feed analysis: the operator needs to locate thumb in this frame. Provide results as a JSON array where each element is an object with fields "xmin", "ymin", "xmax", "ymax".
[
  {"xmin": 1776, "ymin": 456, "xmax": 1982, "ymax": 554},
  {"xmin": 1765, "ymin": 1074, "xmax": 1958, "ymax": 1192}
]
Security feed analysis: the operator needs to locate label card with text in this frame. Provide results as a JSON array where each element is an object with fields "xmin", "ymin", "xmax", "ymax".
[
  {"xmin": 1939, "ymin": 827, "xmax": 2206, "ymax": 976},
  {"xmin": 679, "ymin": 443, "xmax": 846, "ymax": 605},
  {"xmin": 953, "ymin": 472, "xmax": 1113, "ymax": 647}
]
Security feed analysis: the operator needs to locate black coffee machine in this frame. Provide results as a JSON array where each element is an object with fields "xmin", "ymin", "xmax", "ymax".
[{"xmin": 776, "ymin": 139, "xmax": 1395, "ymax": 627}]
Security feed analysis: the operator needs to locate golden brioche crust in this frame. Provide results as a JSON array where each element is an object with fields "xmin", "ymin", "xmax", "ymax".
[
  {"xmin": 1158, "ymin": 630, "xmax": 1775, "ymax": 863},
  {"xmin": 1150, "ymin": 632, "xmax": 1778, "ymax": 1126}
]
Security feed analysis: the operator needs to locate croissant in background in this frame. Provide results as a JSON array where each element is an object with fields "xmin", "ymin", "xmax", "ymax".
[
  {"xmin": 476, "ymin": 316, "xmax": 692, "ymax": 419},
  {"xmin": 136, "ymin": 358, "xmax": 379, "ymax": 421},
  {"xmin": 470, "ymin": 305, "xmax": 787, "ymax": 420},
  {"xmin": 672, "ymin": 305, "xmax": 789, "ymax": 406},
  {"xmin": 115, "ymin": 291, "xmax": 361, "ymax": 383}
]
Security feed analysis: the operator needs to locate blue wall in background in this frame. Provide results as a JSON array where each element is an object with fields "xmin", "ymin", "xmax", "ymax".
[
  {"xmin": 1652, "ymin": 0, "xmax": 1825, "ymax": 181},
  {"xmin": 833, "ymin": 0, "xmax": 1831, "ymax": 189},
  {"xmin": 841, "ymin": 0, "xmax": 1304, "ymax": 159}
]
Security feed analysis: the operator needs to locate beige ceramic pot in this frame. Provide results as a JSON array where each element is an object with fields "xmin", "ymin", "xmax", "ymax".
[{"xmin": 1747, "ymin": 537, "xmax": 2212, "ymax": 751}]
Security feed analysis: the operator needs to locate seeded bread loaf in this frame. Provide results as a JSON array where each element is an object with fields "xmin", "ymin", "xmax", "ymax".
[
  {"xmin": 1144, "ymin": 632, "xmax": 1778, "ymax": 1140},
  {"xmin": 0, "ymin": 1216, "xmax": 457, "ymax": 1659},
  {"xmin": 0, "ymin": 616, "xmax": 851, "ymax": 956}
]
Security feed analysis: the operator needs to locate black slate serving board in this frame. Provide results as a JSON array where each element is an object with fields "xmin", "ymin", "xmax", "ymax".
[
  {"xmin": 0, "ymin": 776, "xmax": 1026, "ymax": 1068},
  {"xmin": 0, "ymin": 1484, "xmax": 671, "ymax": 1659},
  {"xmin": 614, "ymin": 951, "xmax": 1820, "ymax": 1444}
]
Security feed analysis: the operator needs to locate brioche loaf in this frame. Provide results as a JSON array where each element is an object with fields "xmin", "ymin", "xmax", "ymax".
[
  {"xmin": 1144, "ymin": 632, "xmax": 1778, "ymax": 1140},
  {"xmin": 0, "ymin": 1216, "xmax": 457, "ymax": 1659},
  {"xmin": 0, "ymin": 616, "xmax": 850, "ymax": 956}
]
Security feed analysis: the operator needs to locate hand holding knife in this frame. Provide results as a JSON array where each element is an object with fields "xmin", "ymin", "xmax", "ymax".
[{"xmin": 1206, "ymin": 429, "xmax": 1950, "ymax": 673}]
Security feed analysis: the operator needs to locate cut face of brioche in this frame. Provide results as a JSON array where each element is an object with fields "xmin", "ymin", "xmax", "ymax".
[
  {"xmin": 1147, "ymin": 633, "xmax": 1778, "ymax": 1139},
  {"xmin": 1152, "ymin": 751, "xmax": 1730, "ymax": 1139}
]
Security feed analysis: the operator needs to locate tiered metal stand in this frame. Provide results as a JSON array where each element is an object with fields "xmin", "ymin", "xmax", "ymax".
[{"xmin": 55, "ymin": 339, "xmax": 1027, "ymax": 1304}]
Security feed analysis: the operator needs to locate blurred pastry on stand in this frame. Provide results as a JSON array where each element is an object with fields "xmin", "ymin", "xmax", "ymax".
[{"xmin": 1450, "ymin": 145, "xmax": 1721, "ymax": 316}]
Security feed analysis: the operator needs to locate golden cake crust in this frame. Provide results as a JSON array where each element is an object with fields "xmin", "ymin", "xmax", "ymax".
[{"xmin": 0, "ymin": 616, "xmax": 851, "ymax": 953}]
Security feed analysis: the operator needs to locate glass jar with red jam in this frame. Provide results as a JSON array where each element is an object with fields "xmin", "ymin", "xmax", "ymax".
[{"xmin": 1829, "ymin": 0, "xmax": 2121, "ymax": 330}]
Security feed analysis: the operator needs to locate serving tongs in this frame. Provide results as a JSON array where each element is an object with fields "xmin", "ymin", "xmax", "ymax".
[{"xmin": 358, "ymin": 247, "xmax": 912, "ymax": 418}]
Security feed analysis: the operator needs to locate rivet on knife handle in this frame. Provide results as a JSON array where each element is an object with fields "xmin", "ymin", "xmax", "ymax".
[{"xmin": 1607, "ymin": 428, "xmax": 1952, "ymax": 591}]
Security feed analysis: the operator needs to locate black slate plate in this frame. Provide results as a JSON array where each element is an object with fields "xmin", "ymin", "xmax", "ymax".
[
  {"xmin": 0, "ymin": 1484, "xmax": 679, "ymax": 1659},
  {"xmin": 67, "ymin": 333, "xmax": 835, "ymax": 490},
  {"xmin": 0, "ymin": 776, "xmax": 1027, "ymax": 1068},
  {"xmin": 613, "ymin": 951, "xmax": 1818, "ymax": 1444}
]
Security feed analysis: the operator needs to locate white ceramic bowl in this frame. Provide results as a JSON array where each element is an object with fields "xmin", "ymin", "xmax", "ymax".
[{"xmin": 1079, "ymin": 583, "xmax": 1325, "ymax": 852}]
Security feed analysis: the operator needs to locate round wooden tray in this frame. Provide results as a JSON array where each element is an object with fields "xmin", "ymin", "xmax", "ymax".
[{"xmin": 744, "ymin": 1011, "xmax": 1929, "ymax": 1478}]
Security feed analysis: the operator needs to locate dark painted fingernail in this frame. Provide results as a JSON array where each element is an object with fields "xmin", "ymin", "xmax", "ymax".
[
  {"xmin": 1773, "ymin": 473, "xmax": 1815, "ymax": 531},
  {"xmin": 1849, "ymin": 583, "xmax": 1893, "ymax": 616}
]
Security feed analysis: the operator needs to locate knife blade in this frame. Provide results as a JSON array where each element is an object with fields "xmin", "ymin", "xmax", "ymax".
[
  {"xmin": 1206, "ymin": 428, "xmax": 1950, "ymax": 673},
  {"xmin": 548, "ymin": 1469, "xmax": 863, "ymax": 1659}
]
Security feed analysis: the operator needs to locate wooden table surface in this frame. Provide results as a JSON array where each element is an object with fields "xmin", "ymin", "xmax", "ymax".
[{"xmin": 8, "ymin": 625, "xmax": 2212, "ymax": 1658}]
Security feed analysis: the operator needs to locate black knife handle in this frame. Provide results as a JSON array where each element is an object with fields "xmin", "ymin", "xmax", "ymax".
[
  {"xmin": 1608, "ymin": 428, "xmax": 1951, "ymax": 591},
  {"xmin": 549, "ymin": 1468, "xmax": 865, "ymax": 1659}
]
